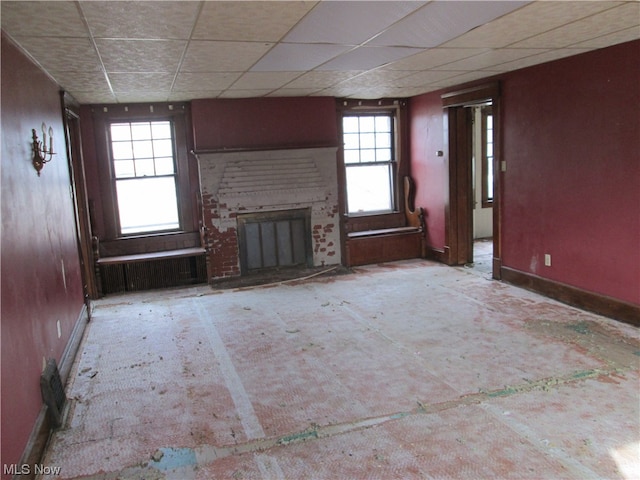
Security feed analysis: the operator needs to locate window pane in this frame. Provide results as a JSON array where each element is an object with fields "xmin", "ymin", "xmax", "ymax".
[
  {"xmin": 112, "ymin": 141, "xmax": 133, "ymax": 160},
  {"xmin": 360, "ymin": 133, "xmax": 376, "ymax": 149},
  {"xmin": 375, "ymin": 132, "xmax": 391, "ymax": 148},
  {"xmin": 360, "ymin": 149, "xmax": 376, "ymax": 163},
  {"xmin": 344, "ymin": 133, "xmax": 360, "ymax": 150},
  {"xmin": 343, "ymin": 117, "xmax": 359, "ymax": 133},
  {"xmin": 344, "ymin": 150, "xmax": 360, "ymax": 164},
  {"xmin": 346, "ymin": 164, "xmax": 392, "ymax": 214},
  {"xmin": 155, "ymin": 157, "xmax": 175, "ymax": 175},
  {"xmin": 116, "ymin": 177, "xmax": 179, "ymax": 234},
  {"xmin": 135, "ymin": 158, "xmax": 155, "ymax": 176},
  {"xmin": 153, "ymin": 139, "xmax": 173, "ymax": 157},
  {"xmin": 151, "ymin": 121, "xmax": 171, "ymax": 139},
  {"xmin": 359, "ymin": 116, "xmax": 375, "ymax": 132},
  {"xmin": 375, "ymin": 116, "xmax": 391, "ymax": 132},
  {"xmin": 133, "ymin": 140, "xmax": 153, "ymax": 159},
  {"xmin": 110, "ymin": 124, "xmax": 131, "ymax": 141},
  {"xmin": 131, "ymin": 123, "xmax": 151, "ymax": 140},
  {"xmin": 113, "ymin": 159, "xmax": 135, "ymax": 178},
  {"xmin": 376, "ymin": 148, "xmax": 391, "ymax": 162}
]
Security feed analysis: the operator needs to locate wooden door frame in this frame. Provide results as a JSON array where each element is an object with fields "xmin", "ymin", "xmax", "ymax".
[
  {"xmin": 441, "ymin": 82, "xmax": 502, "ymax": 279},
  {"xmin": 61, "ymin": 92, "xmax": 98, "ymax": 299}
]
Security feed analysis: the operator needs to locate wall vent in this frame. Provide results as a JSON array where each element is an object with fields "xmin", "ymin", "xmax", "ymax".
[{"xmin": 40, "ymin": 358, "xmax": 66, "ymax": 428}]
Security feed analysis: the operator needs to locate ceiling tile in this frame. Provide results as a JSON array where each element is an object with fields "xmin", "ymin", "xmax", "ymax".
[
  {"xmin": 432, "ymin": 48, "xmax": 549, "ymax": 71},
  {"xmin": 114, "ymin": 92, "xmax": 172, "ymax": 103},
  {"xmin": 443, "ymin": 1, "xmax": 624, "ymax": 49},
  {"xmin": 381, "ymin": 47, "xmax": 488, "ymax": 71},
  {"xmin": 97, "ymin": 39, "xmax": 186, "ymax": 72},
  {"xmin": 169, "ymin": 91, "xmax": 223, "ymax": 102},
  {"xmin": 317, "ymin": 46, "xmax": 424, "ymax": 71},
  {"xmin": 1, "ymin": 1, "xmax": 87, "ymax": 38},
  {"xmin": 509, "ymin": 3, "xmax": 640, "ymax": 49},
  {"xmin": 173, "ymin": 72, "xmax": 241, "ymax": 91},
  {"xmin": 283, "ymin": 1, "xmax": 425, "ymax": 45},
  {"xmin": 250, "ymin": 43, "xmax": 352, "ymax": 72},
  {"xmin": 368, "ymin": 1, "xmax": 529, "ymax": 48},
  {"xmin": 79, "ymin": 1, "xmax": 200, "ymax": 39},
  {"xmin": 49, "ymin": 71, "xmax": 112, "ymax": 93},
  {"xmin": 70, "ymin": 92, "xmax": 117, "ymax": 104},
  {"xmin": 182, "ymin": 40, "xmax": 273, "ymax": 72},
  {"xmin": 267, "ymin": 88, "xmax": 325, "ymax": 97},
  {"xmin": 285, "ymin": 71, "xmax": 363, "ymax": 89},
  {"xmin": 481, "ymin": 48, "xmax": 591, "ymax": 72},
  {"xmin": 10, "ymin": 36, "xmax": 103, "ymax": 72},
  {"xmin": 336, "ymin": 69, "xmax": 411, "ymax": 88},
  {"xmin": 219, "ymin": 89, "xmax": 274, "ymax": 99},
  {"xmin": 394, "ymin": 70, "xmax": 466, "ymax": 87},
  {"xmin": 570, "ymin": 26, "xmax": 640, "ymax": 49},
  {"xmin": 193, "ymin": 1, "xmax": 316, "ymax": 41},
  {"xmin": 429, "ymin": 69, "xmax": 503, "ymax": 89},
  {"xmin": 109, "ymin": 72, "xmax": 175, "ymax": 92},
  {"xmin": 230, "ymin": 72, "xmax": 302, "ymax": 90}
]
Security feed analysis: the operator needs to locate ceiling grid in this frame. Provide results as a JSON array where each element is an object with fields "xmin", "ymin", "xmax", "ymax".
[{"xmin": 1, "ymin": 0, "xmax": 638, "ymax": 103}]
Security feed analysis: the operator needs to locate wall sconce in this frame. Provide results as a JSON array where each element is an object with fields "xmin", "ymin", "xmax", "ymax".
[{"xmin": 32, "ymin": 122, "xmax": 55, "ymax": 176}]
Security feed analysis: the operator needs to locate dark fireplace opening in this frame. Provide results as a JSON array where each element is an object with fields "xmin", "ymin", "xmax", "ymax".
[{"xmin": 237, "ymin": 208, "xmax": 312, "ymax": 275}]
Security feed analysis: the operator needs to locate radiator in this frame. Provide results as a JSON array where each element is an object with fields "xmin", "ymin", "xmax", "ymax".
[{"xmin": 100, "ymin": 255, "xmax": 207, "ymax": 294}]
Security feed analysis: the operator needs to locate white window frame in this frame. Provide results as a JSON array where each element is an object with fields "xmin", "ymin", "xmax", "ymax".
[
  {"xmin": 108, "ymin": 120, "xmax": 181, "ymax": 236},
  {"xmin": 342, "ymin": 112, "xmax": 397, "ymax": 215}
]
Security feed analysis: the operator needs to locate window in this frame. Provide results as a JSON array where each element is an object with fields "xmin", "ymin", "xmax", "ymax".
[
  {"xmin": 481, "ymin": 106, "xmax": 494, "ymax": 207},
  {"xmin": 343, "ymin": 114, "xmax": 396, "ymax": 214},
  {"xmin": 109, "ymin": 120, "xmax": 180, "ymax": 235}
]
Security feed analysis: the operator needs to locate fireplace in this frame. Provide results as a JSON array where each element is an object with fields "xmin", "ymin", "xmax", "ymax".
[
  {"xmin": 196, "ymin": 147, "xmax": 341, "ymax": 280},
  {"xmin": 237, "ymin": 208, "xmax": 312, "ymax": 274}
]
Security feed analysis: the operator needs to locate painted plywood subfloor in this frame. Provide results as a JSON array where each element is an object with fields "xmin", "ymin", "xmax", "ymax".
[{"xmin": 40, "ymin": 260, "xmax": 639, "ymax": 479}]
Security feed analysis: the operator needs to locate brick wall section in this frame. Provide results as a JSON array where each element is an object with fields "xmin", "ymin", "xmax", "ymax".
[{"xmin": 198, "ymin": 147, "xmax": 341, "ymax": 281}]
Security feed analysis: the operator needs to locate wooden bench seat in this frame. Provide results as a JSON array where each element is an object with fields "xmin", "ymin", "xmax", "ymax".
[
  {"xmin": 347, "ymin": 226, "xmax": 420, "ymax": 239},
  {"xmin": 345, "ymin": 176, "xmax": 426, "ymax": 267},
  {"xmin": 96, "ymin": 247, "xmax": 205, "ymax": 265},
  {"xmin": 93, "ymin": 234, "xmax": 207, "ymax": 295}
]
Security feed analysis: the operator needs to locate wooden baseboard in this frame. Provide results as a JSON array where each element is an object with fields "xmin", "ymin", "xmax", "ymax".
[
  {"xmin": 426, "ymin": 245, "xmax": 449, "ymax": 264},
  {"xmin": 501, "ymin": 267, "xmax": 640, "ymax": 327},
  {"xmin": 16, "ymin": 304, "xmax": 89, "ymax": 479}
]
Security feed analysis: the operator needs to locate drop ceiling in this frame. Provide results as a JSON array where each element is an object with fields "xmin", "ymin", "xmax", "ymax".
[{"xmin": 2, "ymin": 1, "xmax": 638, "ymax": 104}]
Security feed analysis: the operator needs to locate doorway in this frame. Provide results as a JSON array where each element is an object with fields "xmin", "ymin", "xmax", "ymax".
[
  {"xmin": 471, "ymin": 103, "xmax": 494, "ymax": 276},
  {"xmin": 441, "ymin": 82, "xmax": 501, "ymax": 279}
]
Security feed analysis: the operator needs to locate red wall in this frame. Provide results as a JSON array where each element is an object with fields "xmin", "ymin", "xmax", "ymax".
[
  {"xmin": 501, "ymin": 40, "xmax": 639, "ymax": 305},
  {"xmin": 409, "ymin": 40, "xmax": 640, "ymax": 306},
  {"xmin": 191, "ymin": 97, "xmax": 339, "ymax": 151},
  {"xmin": 1, "ymin": 35, "xmax": 86, "ymax": 473},
  {"xmin": 408, "ymin": 93, "xmax": 448, "ymax": 250}
]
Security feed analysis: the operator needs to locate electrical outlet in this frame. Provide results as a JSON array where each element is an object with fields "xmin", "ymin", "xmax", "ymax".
[{"xmin": 544, "ymin": 254, "xmax": 552, "ymax": 267}]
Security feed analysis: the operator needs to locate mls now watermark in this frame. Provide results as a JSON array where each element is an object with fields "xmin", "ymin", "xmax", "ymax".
[{"xmin": 3, "ymin": 464, "xmax": 62, "ymax": 475}]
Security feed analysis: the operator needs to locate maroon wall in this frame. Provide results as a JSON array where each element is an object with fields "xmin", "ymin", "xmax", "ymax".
[
  {"xmin": 409, "ymin": 40, "xmax": 640, "ymax": 306},
  {"xmin": 1, "ymin": 35, "xmax": 86, "ymax": 473},
  {"xmin": 408, "ymin": 92, "xmax": 448, "ymax": 250},
  {"xmin": 191, "ymin": 97, "xmax": 339, "ymax": 151},
  {"xmin": 500, "ymin": 40, "xmax": 639, "ymax": 305}
]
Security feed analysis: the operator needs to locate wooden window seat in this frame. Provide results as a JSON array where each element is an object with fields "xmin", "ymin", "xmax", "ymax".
[
  {"xmin": 345, "ymin": 177, "xmax": 426, "ymax": 267},
  {"xmin": 93, "ymin": 232, "xmax": 207, "ymax": 295}
]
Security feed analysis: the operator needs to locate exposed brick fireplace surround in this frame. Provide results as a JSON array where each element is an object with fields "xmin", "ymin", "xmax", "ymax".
[{"xmin": 197, "ymin": 147, "xmax": 341, "ymax": 280}]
